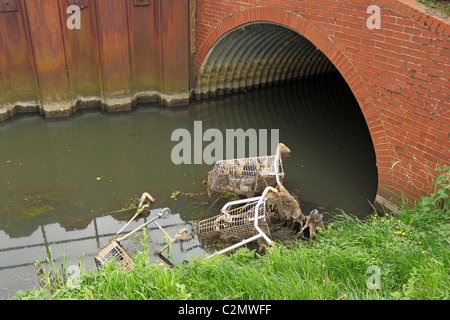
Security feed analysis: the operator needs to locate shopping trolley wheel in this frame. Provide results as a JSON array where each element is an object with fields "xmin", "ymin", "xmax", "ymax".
[
  {"xmin": 161, "ymin": 208, "xmax": 171, "ymax": 219},
  {"xmin": 310, "ymin": 209, "xmax": 319, "ymax": 219},
  {"xmin": 176, "ymin": 228, "xmax": 190, "ymax": 240}
]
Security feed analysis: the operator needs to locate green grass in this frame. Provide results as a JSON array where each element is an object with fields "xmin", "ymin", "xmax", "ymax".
[
  {"xmin": 12, "ymin": 167, "xmax": 449, "ymax": 300},
  {"xmin": 418, "ymin": 0, "xmax": 450, "ymax": 15}
]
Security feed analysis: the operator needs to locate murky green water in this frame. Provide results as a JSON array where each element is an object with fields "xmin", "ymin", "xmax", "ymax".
[{"xmin": 0, "ymin": 74, "xmax": 377, "ymax": 298}]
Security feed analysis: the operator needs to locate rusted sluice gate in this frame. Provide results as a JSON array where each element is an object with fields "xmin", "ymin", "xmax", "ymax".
[{"xmin": 0, "ymin": 0, "xmax": 193, "ymax": 120}]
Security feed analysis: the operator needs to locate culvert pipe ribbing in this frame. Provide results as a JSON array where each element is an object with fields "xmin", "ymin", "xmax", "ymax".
[{"xmin": 195, "ymin": 23, "xmax": 338, "ymax": 99}]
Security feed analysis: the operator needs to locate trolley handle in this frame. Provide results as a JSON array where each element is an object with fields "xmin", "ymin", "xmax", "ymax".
[
  {"xmin": 261, "ymin": 186, "xmax": 279, "ymax": 197},
  {"xmin": 116, "ymin": 208, "xmax": 171, "ymax": 242},
  {"xmin": 274, "ymin": 142, "xmax": 289, "ymax": 186},
  {"xmin": 254, "ymin": 187, "xmax": 278, "ymax": 218}
]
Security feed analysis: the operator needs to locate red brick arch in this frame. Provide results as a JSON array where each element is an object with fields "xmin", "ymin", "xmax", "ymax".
[
  {"xmin": 195, "ymin": 7, "xmax": 389, "ymax": 204},
  {"xmin": 194, "ymin": 1, "xmax": 450, "ymax": 206}
]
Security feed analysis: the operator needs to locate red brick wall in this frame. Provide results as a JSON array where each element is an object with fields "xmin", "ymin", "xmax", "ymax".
[{"xmin": 194, "ymin": 0, "xmax": 450, "ymax": 205}]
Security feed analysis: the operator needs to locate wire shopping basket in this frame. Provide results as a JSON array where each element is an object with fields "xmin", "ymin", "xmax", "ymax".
[
  {"xmin": 207, "ymin": 143, "xmax": 290, "ymax": 196},
  {"xmin": 198, "ymin": 187, "xmax": 279, "ymax": 258},
  {"xmin": 94, "ymin": 240, "xmax": 135, "ymax": 271},
  {"xmin": 94, "ymin": 208, "xmax": 171, "ymax": 271}
]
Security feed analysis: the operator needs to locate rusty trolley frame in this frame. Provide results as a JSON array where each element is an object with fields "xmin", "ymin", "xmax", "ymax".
[
  {"xmin": 207, "ymin": 143, "xmax": 289, "ymax": 196},
  {"xmin": 198, "ymin": 186, "xmax": 279, "ymax": 258}
]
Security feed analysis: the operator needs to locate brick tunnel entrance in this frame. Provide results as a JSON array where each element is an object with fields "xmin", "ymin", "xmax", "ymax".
[
  {"xmin": 194, "ymin": 22, "xmax": 380, "ymax": 212},
  {"xmin": 193, "ymin": 2, "xmax": 449, "ymax": 206},
  {"xmin": 194, "ymin": 23, "xmax": 339, "ymax": 99}
]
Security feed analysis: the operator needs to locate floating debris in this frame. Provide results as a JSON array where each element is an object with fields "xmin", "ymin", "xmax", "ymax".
[
  {"xmin": 266, "ymin": 185, "xmax": 324, "ymax": 240},
  {"xmin": 201, "ymin": 142, "xmax": 325, "ymax": 257}
]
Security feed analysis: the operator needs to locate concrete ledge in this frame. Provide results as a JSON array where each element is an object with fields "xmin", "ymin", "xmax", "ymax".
[
  {"xmin": 0, "ymin": 91, "xmax": 191, "ymax": 121},
  {"xmin": 374, "ymin": 193, "xmax": 401, "ymax": 214}
]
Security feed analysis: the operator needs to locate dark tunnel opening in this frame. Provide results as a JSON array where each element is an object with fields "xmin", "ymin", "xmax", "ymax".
[{"xmin": 194, "ymin": 22, "xmax": 379, "ymax": 217}]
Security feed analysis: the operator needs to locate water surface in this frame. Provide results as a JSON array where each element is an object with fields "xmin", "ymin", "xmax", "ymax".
[{"xmin": 0, "ymin": 74, "xmax": 378, "ymax": 298}]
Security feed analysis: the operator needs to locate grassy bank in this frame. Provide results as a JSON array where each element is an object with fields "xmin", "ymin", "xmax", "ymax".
[
  {"xmin": 418, "ymin": 0, "xmax": 450, "ymax": 15},
  {"xmin": 13, "ymin": 167, "xmax": 449, "ymax": 300}
]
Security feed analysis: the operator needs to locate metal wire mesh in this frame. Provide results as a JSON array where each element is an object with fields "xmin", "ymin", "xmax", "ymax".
[
  {"xmin": 197, "ymin": 199, "xmax": 271, "ymax": 242},
  {"xmin": 208, "ymin": 155, "xmax": 283, "ymax": 195},
  {"xmin": 94, "ymin": 240, "xmax": 134, "ymax": 271}
]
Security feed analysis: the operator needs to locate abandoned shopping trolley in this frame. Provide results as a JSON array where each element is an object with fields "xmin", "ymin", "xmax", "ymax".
[
  {"xmin": 207, "ymin": 143, "xmax": 290, "ymax": 196},
  {"xmin": 198, "ymin": 186, "xmax": 279, "ymax": 258},
  {"xmin": 94, "ymin": 207, "xmax": 171, "ymax": 271}
]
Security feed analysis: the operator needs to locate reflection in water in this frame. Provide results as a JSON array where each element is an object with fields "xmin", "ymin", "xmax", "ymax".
[
  {"xmin": 0, "ymin": 208, "xmax": 204, "ymax": 298},
  {"xmin": 0, "ymin": 74, "xmax": 377, "ymax": 298}
]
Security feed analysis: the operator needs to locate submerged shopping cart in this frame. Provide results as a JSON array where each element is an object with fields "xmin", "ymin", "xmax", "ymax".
[
  {"xmin": 198, "ymin": 186, "xmax": 279, "ymax": 258},
  {"xmin": 95, "ymin": 207, "xmax": 172, "ymax": 271},
  {"xmin": 95, "ymin": 189, "xmax": 192, "ymax": 270},
  {"xmin": 207, "ymin": 143, "xmax": 290, "ymax": 197}
]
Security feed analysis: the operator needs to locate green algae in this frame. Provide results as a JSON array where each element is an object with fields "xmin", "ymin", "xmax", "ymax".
[{"xmin": 1, "ymin": 186, "xmax": 73, "ymax": 221}]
